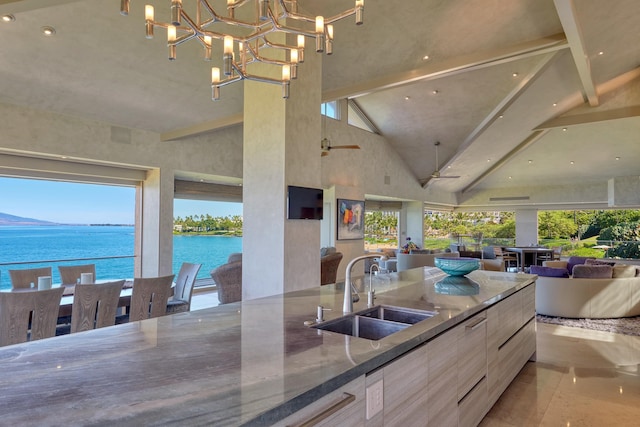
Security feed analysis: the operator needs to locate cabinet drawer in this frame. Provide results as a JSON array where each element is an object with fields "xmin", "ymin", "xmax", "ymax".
[
  {"xmin": 498, "ymin": 318, "xmax": 536, "ymax": 396},
  {"xmin": 458, "ymin": 376, "xmax": 487, "ymax": 427},
  {"xmin": 497, "ymin": 292, "xmax": 522, "ymax": 346},
  {"xmin": 521, "ymin": 283, "xmax": 536, "ymax": 321},
  {"xmin": 276, "ymin": 376, "xmax": 365, "ymax": 427},
  {"xmin": 457, "ymin": 312, "xmax": 487, "ymax": 401},
  {"xmin": 427, "ymin": 328, "xmax": 458, "ymax": 427}
]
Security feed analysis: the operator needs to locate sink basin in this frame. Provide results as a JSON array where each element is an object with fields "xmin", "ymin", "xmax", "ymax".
[
  {"xmin": 311, "ymin": 305, "xmax": 437, "ymax": 340},
  {"xmin": 357, "ymin": 305, "xmax": 437, "ymax": 324}
]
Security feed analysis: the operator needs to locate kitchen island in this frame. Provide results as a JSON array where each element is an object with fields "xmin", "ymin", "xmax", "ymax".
[{"xmin": 0, "ymin": 267, "xmax": 536, "ymax": 426}]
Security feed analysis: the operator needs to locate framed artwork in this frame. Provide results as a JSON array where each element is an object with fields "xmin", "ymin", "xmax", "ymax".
[{"xmin": 337, "ymin": 198, "xmax": 365, "ymax": 240}]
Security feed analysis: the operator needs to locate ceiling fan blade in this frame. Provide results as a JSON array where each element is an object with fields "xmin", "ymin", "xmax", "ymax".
[
  {"xmin": 329, "ymin": 145, "xmax": 360, "ymax": 150},
  {"xmin": 438, "ymin": 175, "xmax": 461, "ymax": 179}
]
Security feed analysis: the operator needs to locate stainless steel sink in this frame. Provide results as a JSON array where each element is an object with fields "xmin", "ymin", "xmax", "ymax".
[
  {"xmin": 357, "ymin": 305, "xmax": 437, "ymax": 325},
  {"xmin": 311, "ymin": 305, "xmax": 437, "ymax": 340}
]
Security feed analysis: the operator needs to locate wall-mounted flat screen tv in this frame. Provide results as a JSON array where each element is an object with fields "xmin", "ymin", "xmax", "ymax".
[{"xmin": 287, "ymin": 185, "xmax": 324, "ymax": 220}]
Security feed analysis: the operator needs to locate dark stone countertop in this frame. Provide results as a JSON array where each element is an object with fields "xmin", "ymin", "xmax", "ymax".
[{"xmin": 0, "ymin": 267, "xmax": 535, "ymax": 426}]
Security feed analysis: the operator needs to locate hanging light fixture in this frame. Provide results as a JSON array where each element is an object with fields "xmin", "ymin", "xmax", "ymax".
[{"xmin": 120, "ymin": 0, "xmax": 364, "ymax": 100}]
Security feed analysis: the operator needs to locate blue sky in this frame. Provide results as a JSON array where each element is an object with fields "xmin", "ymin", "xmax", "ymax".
[{"xmin": 0, "ymin": 177, "xmax": 242, "ymax": 224}]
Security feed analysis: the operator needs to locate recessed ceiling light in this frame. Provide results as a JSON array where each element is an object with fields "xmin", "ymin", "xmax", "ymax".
[
  {"xmin": 422, "ymin": 55, "xmax": 430, "ymax": 61},
  {"xmin": 431, "ymin": 90, "xmax": 439, "ymax": 95},
  {"xmin": 508, "ymin": 176, "xmax": 512, "ymax": 180},
  {"xmin": 570, "ymin": 161, "xmax": 574, "ymax": 165},
  {"xmin": 404, "ymin": 96, "xmax": 410, "ymax": 100},
  {"xmin": 528, "ymin": 160, "xmax": 533, "ymax": 164},
  {"xmin": 2, "ymin": 14, "xmax": 15, "ymax": 22},
  {"xmin": 615, "ymin": 157, "xmax": 620, "ymax": 161},
  {"xmin": 512, "ymin": 72, "xmax": 518, "ymax": 77},
  {"xmin": 552, "ymin": 103, "xmax": 558, "ymax": 107},
  {"xmin": 42, "ymin": 26, "xmax": 56, "ymax": 36},
  {"xmin": 487, "ymin": 159, "xmax": 491, "ymax": 162},
  {"xmin": 498, "ymin": 114, "xmax": 504, "ymax": 119},
  {"xmin": 598, "ymin": 51, "xmax": 604, "ymax": 55},
  {"xmin": 562, "ymin": 127, "xmax": 567, "ymax": 131}
]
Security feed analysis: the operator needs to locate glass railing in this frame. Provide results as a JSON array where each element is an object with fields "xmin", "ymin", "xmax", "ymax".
[{"xmin": 0, "ymin": 255, "xmax": 135, "ymax": 291}]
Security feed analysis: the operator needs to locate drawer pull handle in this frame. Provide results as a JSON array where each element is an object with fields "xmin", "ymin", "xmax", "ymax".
[
  {"xmin": 294, "ymin": 392, "xmax": 356, "ymax": 427},
  {"xmin": 466, "ymin": 317, "xmax": 487, "ymax": 331}
]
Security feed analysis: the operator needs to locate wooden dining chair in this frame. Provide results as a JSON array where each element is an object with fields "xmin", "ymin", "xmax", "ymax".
[
  {"xmin": 58, "ymin": 264, "xmax": 96, "ymax": 285},
  {"xmin": 166, "ymin": 262, "xmax": 202, "ymax": 314},
  {"xmin": 0, "ymin": 287, "xmax": 65, "ymax": 346},
  {"xmin": 127, "ymin": 275, "xmax": 174, "ymax": 322},
  {"xmin": 9, "ymin": 266, "xmax": 53, "ymax": 289},
  {"xmin": 69, "ymin": 280, "xmax": 125, "ymax": 333},
  {"xmin": 493, "ymin": 247, "xmax": 519, "ymax": 271},
  {"xmin": 320, "ymin": 252, "xmax": 343, "ymax": 285}
]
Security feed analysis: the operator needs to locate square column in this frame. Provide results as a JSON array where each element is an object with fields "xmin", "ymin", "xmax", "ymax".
[
  {"xmin": 138, "ymin": 168, "xmax": 174, "ymax": 277},
  {"xmin": 242, "ymin": 42, "xmax": 323, "ymax": 300}
]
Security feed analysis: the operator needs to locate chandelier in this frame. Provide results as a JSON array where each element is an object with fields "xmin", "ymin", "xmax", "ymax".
[{"xmin": 120, "ymin": 0, "xmax": 364, "ymax": 100}]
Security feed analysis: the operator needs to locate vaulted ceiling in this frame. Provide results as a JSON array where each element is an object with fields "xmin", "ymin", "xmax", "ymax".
[{"xmin": 1, "ymin": 0, "xmax": 639, "ymax": 210}]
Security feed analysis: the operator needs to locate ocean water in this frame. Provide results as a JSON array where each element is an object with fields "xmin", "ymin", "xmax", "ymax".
[{"xmin": 0, "ymin": 226, "xmax": 242, "ymax": 290}]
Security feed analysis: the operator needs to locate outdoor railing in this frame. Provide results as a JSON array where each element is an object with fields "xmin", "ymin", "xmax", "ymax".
[{"xmin": 0, "ymin": 255, "xmax": 135, "ymax": 290}]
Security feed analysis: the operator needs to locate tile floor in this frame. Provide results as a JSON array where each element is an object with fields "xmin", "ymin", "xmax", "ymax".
[
  {"xmin": 191, "ymin": 293, "xmax": 640, "ymax": 426},
  {"xmin": 481, "ymin": 323, "xmax": 640, "ymax": 427}
]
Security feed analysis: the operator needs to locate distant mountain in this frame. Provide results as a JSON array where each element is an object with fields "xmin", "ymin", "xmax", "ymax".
[{"xmin": 0, "ymin": 212, "xmax": 58, "ymax": 226}]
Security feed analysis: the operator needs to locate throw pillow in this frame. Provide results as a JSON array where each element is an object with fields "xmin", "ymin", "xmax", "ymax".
[
  {"xmin": 529, "ymin": 265, "xmax": 569, "ymax": 278},
  {"xmin": 612, "ymin": 264, "xmax": 637, "ymax": 278},
  {"xmin": 566, "ymin": 256, "xmax": 594, "ymax": 275},
  {"xmin": 585, "ymin": 258, "xmax": 617, "ymax": 267},
  {"xmin": 572, "ymin": 264, "xmax": 613, "ymax": 279},
  {"xmin": 482, "ymin": 246, "xmax": 496, "ymax": 259}
]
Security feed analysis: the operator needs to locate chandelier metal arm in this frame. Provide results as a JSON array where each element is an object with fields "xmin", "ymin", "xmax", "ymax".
[{"xmin": 276, "ymin": 0, "xmax": 361, "ymax": 26}]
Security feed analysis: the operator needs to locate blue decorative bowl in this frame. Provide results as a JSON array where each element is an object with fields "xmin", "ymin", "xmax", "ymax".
[{"xmin": 434, "ymin": 257, "xmax": 480, "ymax": 276}]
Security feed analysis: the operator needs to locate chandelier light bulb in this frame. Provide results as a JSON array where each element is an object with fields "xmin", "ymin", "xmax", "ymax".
[
  {"xmin": 297, "ymin": 35, "xmax": 305, "ymax": 63},
  {"xmin": 315, "ymin": 16, "xmax": 325, "ymax": 52},
  {"xmin": 211, "ymin": 67, "xmax": 221, "ymax": 84},
  {"xmin": 144, "ymin": 5, "xmax": 154, "ymax": 38},
  {"xmin": 290, "ymin": 49, "xmax": 298, "ymax": 79},
  {"xmin": 204, "ymin": 36, "xmax": 212, "ymax": 61},
  {"xmin": 171, "ymin": 0, "xmax": 182, "ymax": 26},
  {"xmin": 223, "ymin": 35, "xmax": 234, "ymax": 76},
  {"xmin": 167, "ymin": 25, "xmax": 177, "ymax": 60},
  {"xmin": 282, "ymin": 65, "xmax": 291, "ymax": 99},
  {"xmin": 120, "ymin": 0, "xmax": 130, "ymax": 16},
  {"xmin": 325, "ymin": 24, "xmax": 334, "ymax": 55},
  {"xmin": 259, "ymin": 0, "xmax": 269, "ymax": 21},
  {"xmin": 145, "ymin": 4, "xmax": 154, "ymax": 20},
  {"xmin": 355, "ymin": 0, "xmax": 364, "ymax": 25},
  {"xmin": 223, "ymin": 35, "xmax": 233, "ymax": 55}
]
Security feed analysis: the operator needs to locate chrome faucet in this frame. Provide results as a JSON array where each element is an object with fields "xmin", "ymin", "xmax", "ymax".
[{"xmin": 343, "ymin": 253, "xmax": 387, "ymax": 313}]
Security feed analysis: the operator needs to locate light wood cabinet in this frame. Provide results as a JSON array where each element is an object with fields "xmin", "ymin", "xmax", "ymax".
[
  {"xmin": 487, "ymin": 283, "xmax": 537, "ymax": 408},
  {"xmin": 382, "ymin": 341, "xmax": 429, "ymax": 426},
  {"xmin": 457, "ymin": 312, "xmax": 487, "ymax": 401},
  {"xmin": 426, "ymin": 327, "xmax": 458, "ymax": 426},
  {"xmin": 275, "ymin": 375, "xmax": 365, "ymax": 427}
]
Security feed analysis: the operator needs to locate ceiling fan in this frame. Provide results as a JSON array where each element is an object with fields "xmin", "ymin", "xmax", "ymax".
[
  {"xmin": 320, "ymin": 115, "xmax": 360, "ymax": 156},
  {"xmin": 420, "ymin": 141, "xmax": 460, "ymax": 186},
  {"xmin": 321, "ymin": 137, "xmax": 360, "ymax": 157},
  {"xmin": 430, "ymin": 141, "xmax": 460, "ymax": 179}
]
